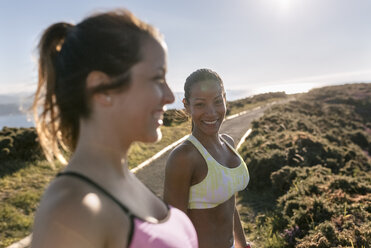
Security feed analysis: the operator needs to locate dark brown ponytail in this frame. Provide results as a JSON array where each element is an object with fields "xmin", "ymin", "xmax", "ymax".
[{"xmin": 33, "ymin": 22, "xmax": 73, "ymax": 164}]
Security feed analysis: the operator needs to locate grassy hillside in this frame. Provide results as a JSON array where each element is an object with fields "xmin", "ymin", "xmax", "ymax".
[
  {"xmin": 238, "ymin": 83, "xmax": 371, "ymax": 247},
  {"xmin": 0, "ymin": 92, "xmax": 286, "ymax": 247},
  {"xmin": 227, "ymin": 91, "xmax": 288, "ymax": 116}
]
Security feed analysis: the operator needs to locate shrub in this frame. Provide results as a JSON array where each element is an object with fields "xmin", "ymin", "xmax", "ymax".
[
  {"xmin": 162, "ymin": 109, "xmax": 188, "ymax": 126},
  {"xmin": 247, "ymin": 150, "xmax": 287, "ymax": 190},
  {"xmin": 271, "ymin": 166, "xmax": 301, "ymax": 195},
  {"xmin": 238, "ymin": 83, "xmax": 371, "ymax": 247},
  {"xmin": 348, "ymin": 130, "xmax": 369, "ymax": 149},
  {"xmin": 0, "ymin": 127, "xmax": 43, "ymax": 162}
]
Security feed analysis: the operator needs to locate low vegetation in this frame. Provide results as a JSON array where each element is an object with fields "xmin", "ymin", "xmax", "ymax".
[
  {"xmin": 238, "ymin": 83, "xmax": 371, "ymax": 247},
  {"xmin": 0, "ymin": 92, "xmax": 286, "ymax": 247},
  {"xmin": 227, "ymin": 91, "xmax": 287, "ymax": 116},
  {"xmin": 0, "ymin": 161, "xmax": 63, "ymax": 247},
  {"xmin": 0, "ymin": 123, "xmax": 192, "ymax": 247}
]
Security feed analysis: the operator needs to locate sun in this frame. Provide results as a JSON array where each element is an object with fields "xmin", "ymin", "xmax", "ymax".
[{"xmin": 277, "ymin": 0, "xmax": 291, "ymax": 12}]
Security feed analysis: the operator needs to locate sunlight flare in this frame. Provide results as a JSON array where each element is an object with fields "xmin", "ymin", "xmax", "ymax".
[
  {"xmin": 277, "ymin": 0, "xmax": 291, "ymax": 12},
  {"xmin": 82, "ymin": 193, "xmax": 102, "ymax": 214}
]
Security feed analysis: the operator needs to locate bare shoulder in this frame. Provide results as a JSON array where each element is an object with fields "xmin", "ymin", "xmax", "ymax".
[
  {"xmin": 164, "ymin": 140, "xmax": 201, "ymax": 211},
  {"xmin": 32, "ymin": 178, "xmax": 130, "ymax": 248},
  {"xmin": 221, "ymin": 133, "xmax": 235, "ymax": 147},
  {"xmin": 166, "ymin": 140, "xmax": 200, "ymax": 172}
]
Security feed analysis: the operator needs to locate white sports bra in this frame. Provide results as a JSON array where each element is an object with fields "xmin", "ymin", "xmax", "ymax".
[{"xmin": 187, "ymin": 134, "xmax": 250, "ymax": 209}]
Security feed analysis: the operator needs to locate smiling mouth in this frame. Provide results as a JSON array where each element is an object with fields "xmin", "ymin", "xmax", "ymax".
[{"xmin": 203, "ymin": 120, "xmax": 218, "ymax": 125}]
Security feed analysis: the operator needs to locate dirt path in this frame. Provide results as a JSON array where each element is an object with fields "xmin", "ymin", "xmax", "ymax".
[{"xmin": 134, "ymin": 100, "xmax": 286, "ymax": 198}]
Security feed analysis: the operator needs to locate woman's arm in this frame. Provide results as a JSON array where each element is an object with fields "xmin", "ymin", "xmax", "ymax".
[
  {"xmin": 233, "ymin": 200, "xmax": 248, "ymax": 248},
  {"xmin": 225, "ymin": 133, "xmax": 251, "ymax": 248},
  {"xmin": 163, "ymin": 144, "xmax": 194, "ymax": 213}
]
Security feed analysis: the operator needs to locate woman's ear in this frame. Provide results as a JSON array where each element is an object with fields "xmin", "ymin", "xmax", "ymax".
[
  {"xmin": 182, "ymin": 98, "xmax": 190, "ymax": 113},
  {"xmin": 86, "ymin": 71, "xmax": 113, "ymax": 106},
  {"xmin": 86, "ymin": 71, "xmax": 110, "ymax": 89}
]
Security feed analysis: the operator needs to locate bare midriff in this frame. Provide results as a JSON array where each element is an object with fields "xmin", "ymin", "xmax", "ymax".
[{"xmin": 188, "ymin": 196, "xmax": 235, "ymax": 248}]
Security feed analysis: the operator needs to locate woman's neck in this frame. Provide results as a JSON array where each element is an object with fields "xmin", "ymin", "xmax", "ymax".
[
  {"xmin": 192, "ymin": 129, "xmax": 222, "ymax": 148},
  {"xmin": 67, "ymin": 123, "xmax": 132, "ymax": 178}
]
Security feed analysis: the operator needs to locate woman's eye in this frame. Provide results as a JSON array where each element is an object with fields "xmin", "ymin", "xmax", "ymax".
[
  {"xmin": 155, "ymin": 79, "xmax": 166, "ymax": 84},
  {"xmin": 195, "ymin": 103, "xmax": 204, "ymax": 107},
  {"xmin": 153, "ymin": 75, "xmax": 166, "ymax": 85}
]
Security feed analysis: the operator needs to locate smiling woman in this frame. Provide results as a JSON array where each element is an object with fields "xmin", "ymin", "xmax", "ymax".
[
  {"xmin": 164, "ymin": 69, "xmax": 252, "ymax": 248},
  {"xmin": 30, "ymin": 8, "xmax": 198, "ymax": 248}
]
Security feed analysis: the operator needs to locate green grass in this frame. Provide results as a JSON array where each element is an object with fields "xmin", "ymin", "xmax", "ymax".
[
  {"xmin": 0, "ymin": 92, "xmax": 288, "ymax": 247},
  {"xmin": 127, "ymin": 121, "xmax": 192, "ymax": 169},
  {"xmin": 0, "ymin": 160, "xmax": 63, "ymax": 247}
]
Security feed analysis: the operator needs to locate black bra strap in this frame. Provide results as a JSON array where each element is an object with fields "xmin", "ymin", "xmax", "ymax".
[
  {"xmin": 57, "ymin": 171, "xmax": 136, "ymax": 247},
  {"xmin": 57, "ymin": 171, "xmax": 132, "ymax": 216}
]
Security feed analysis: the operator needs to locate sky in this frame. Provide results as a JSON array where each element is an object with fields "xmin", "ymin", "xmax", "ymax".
[{"xmin": 1, "ymin": 0, "xmax": 371, "ymax": 96}]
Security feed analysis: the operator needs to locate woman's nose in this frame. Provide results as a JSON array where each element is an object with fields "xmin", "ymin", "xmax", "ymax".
[
  {"xmin": 163, "ymin": 83, "xmax": 175, "ymax": 104},
  {"xmin": 205, "ymin": 104, "xmax": 217, "ymax": 116}
]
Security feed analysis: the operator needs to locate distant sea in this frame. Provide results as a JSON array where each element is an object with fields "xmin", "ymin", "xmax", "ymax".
[
  {"xmin": 0, "ymin": 89, "xmax": 253, "ymax": 129},
  {"xmin": 0, "ymin": 114, "xmax": 34, "ymax": 129}
]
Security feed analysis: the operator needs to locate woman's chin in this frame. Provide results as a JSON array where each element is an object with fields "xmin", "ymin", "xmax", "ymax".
[{"xmin": 199, "ymin": 125, "xmax": 220, "ymax": 136}]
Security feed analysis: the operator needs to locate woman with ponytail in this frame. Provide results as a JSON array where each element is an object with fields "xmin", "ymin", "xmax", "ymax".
[{"xmin": 31, "ymin": 9, "xmax": 198, "ymax": 248}]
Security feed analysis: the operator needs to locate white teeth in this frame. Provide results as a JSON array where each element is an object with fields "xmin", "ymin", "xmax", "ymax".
[{"xmin": 203, "ymin": 120, "xmax": 217, "ymax": 125}]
